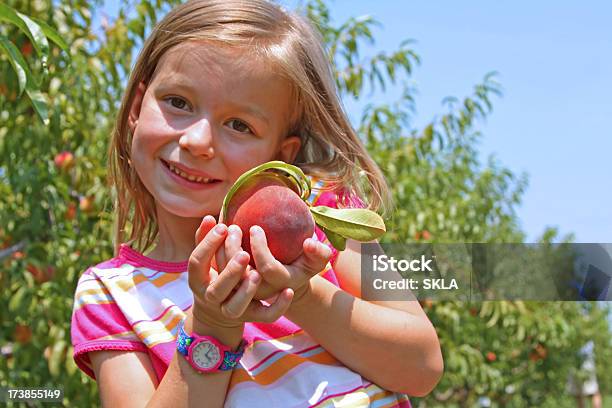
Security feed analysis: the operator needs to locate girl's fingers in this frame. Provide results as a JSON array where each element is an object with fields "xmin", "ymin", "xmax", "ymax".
[
  {"xmin": 215, "ymin": 244, "xmax": 227, "ymax": 273},
  {"xmin": 301, "ymin": 238, "xmax": 333, "ymax": 277},
  {"xmin": 245, "ymin": 288, "xmax": 294, "ymax": 323},
  {"xmin": 226, "ymin": 225, "xmax": 243, "ymax": 260},
  {"xmin": 205, "ymin": 251, "xmax": 250, "ymax": 305},
  {"xmin": 250, "ymin": 226, "xmax": 290, "ymax": 282},
  {"xmin": 189, "ymin": 223, "xmax": 227, "ymax": 289},
  {"xmin": 220, "ymin": 270, "xmax": 261, "ymax": 319},
  {"xmin": 215, "ymin": 224, "xmax": 243, "ymax": 272},
  {"xmin": 195, "ymin": 215, "xmax": 216, "ymax": 245}
]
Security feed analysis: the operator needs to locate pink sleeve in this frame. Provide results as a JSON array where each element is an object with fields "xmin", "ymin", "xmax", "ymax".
[
  {"xmin": 70, "ymin": 268, "xmax": 146, "ymax": 379},
  {"xmin": 312, "ymin": 188, "xmax": 366, "ymax": 266}
]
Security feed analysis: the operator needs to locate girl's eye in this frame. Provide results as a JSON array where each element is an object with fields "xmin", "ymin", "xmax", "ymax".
[
  {"xmin": 166, "ymin": 96, "xmax": 190, "ymax": 111},
  {"xmin": 227, "ymin": 119, "xmax": 253, "ymax": 134}
]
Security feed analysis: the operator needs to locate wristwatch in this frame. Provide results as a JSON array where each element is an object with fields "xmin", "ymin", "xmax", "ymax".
[{"xmin": 176, "ymin": 320, "xmax": 246, "ymax": 373}]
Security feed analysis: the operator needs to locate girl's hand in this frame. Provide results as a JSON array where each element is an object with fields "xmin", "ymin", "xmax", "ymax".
[
  {"xmin": 248, "ymin": 225, "xmax": 333, "ymax": 302},
  {"xmin": 212, "ymin": 224, "xmax": 331, "ymax": 301},
  {"xmin": 213, "ymin": 224, "xmax": 276, "ymax": 301},
  {"xmin": 189, "ymin": 216, "xmax": 294, "ymax": 329}
]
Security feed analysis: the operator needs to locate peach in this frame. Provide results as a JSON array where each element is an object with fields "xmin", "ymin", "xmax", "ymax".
[
  {"xmin": 54, "ymin": 151, "xmax": 74, "ymax": 170},
  {"xmin": 224, "ymin": 173, "xmax": 315, "ymax": 266},
  {"xmin": 79, "ymin": 196, "xmax": 94, "ymax": 213}
]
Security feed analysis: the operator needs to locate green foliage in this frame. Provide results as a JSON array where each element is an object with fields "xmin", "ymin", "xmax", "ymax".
[
  {"xmin": 0, "ymin": 2, "xmax": 70, "ymax": 123},
  {"xmin": 1, "ymin": 1, "xmax": 609, "ymax": 407}
]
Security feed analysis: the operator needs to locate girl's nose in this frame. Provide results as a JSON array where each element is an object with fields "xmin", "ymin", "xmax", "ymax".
[{"xmin": 178, "ymin": 118, "xmax": 215, "ymax": 158}]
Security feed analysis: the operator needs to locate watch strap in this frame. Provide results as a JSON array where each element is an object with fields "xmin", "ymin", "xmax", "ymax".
[
  {"xmin": 176, "ymin": 320, "xmax": 246, "ymax": 371},
  {"xmin": 176, "ymin": 320, "xmax": 191, "ymax": 356},
  {"xmin": 218, "ymin": 341, "xmax": 246, "ymax": 371}
]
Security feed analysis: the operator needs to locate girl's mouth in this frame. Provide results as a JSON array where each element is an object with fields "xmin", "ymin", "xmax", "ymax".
[{"xmin": 161, "ymin": 159, "xmax": 221, "ymax": 187}]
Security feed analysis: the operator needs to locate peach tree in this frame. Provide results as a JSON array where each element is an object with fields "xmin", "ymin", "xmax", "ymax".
[{"xmin": 1, "ymin": 0, "xmax": 609, "ymax": 406}]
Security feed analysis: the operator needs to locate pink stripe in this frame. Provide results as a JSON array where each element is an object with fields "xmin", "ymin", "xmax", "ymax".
[
  {"xmin": 119, "ymin": 244, "xmax": 188, "ymax": 273},
  {"xmin": 247, "ymin": 343, "xmax": 322, "ymax": 372},
  {"xmin": 246, "ymin": 317, "xmax": 302, "ymax": 342},
  {"xmin": 72, "ymin": 303, "xmax": 132, "ymax": 344},
  {"xmin": 104, "ymin": 268, "xmax": 165, "ymax": 281},
  {"xmin": 131, "ymin": 304, "xmax": 190, "ymax": 326},
  {"xmin": 79, "ymin": 268, "xmax": 171, "ymax": 286},
  {"xmin": 94, "ymin": 258, "xmax": 126, "ymax": 270},
  {"xmin": 398, "ymin": 399, "xmax": 412, "ymax": 408}
]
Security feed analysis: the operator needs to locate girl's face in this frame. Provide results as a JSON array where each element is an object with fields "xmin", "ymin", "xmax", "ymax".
[{"xmin": 128, "ymin": 42, "xmax": 301, "ymax": 220}]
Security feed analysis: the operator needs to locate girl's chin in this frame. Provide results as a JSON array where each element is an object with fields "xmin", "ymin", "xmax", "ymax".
[{"xmin": 158, "ymin": 199, "xmax": 221, "ymax": 220}]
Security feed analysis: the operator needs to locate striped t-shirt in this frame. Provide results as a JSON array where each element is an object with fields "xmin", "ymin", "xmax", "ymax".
[{"xmin": 70, "ymin": 183, "xmax": 411, "ymax": 408}]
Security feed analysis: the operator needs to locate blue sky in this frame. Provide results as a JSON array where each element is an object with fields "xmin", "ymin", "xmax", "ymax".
[
  {"xmin": 302, "ymin": 1, "xmax": 612, "ymax": 244},
  {"xmin": 101, "ymin": 1, "xmax": 611, "ymax": 244}
]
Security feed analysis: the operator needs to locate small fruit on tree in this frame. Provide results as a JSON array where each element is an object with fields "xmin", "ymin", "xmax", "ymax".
[
  {"xmin": 14, "ymin": 324, "xmax": 33, "ymax": 344},
  {"xmin": 54, "ymin": 151, "xmax": 74, "ymax": 170},
  {"xmin": 79, "ymin": 196, "xmax": 94, "ymax": 213},
  {"xmin": 65, "ymin": 202, "xmax": 77, "ymax": 220}
]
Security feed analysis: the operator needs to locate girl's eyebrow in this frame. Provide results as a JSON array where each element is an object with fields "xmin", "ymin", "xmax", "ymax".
[
  {"xmin": 154, "ymin": 78, "xmax": 197, "ymax": 96},
  {"xmin": 226, "ymin": 102, "xmax": 270, "ymax": 126}
]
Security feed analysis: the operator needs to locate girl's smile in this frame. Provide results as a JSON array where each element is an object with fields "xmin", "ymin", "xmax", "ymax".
[{"xmin": 160, "ymin": 158, "xmax": 222, "ymax": 190}]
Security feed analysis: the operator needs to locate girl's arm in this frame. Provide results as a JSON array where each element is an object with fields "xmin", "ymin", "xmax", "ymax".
[
  {"xmin": 285, "ymin": 239, "xmax": 444, "ymax": 397},
  {"xmin": 90, "ymin": 310, "xmax": 242, "ymax": 408}
]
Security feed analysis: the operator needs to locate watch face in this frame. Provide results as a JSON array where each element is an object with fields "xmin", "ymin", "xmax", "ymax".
[{"xmin": 192, "ymin": 341, "xmax": 221, "ymax": 370}]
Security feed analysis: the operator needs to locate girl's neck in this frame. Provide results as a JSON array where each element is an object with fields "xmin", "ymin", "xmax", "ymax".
[
  {"xmin": 145, "ymin": 239, "xmax": 193, "ymax": 263},
  {"xmin": 144, "ymin": 206, "xmax": 203, "ymax": 263}
]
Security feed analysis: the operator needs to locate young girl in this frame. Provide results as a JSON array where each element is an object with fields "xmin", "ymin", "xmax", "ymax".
[{"xmin": 70, "ymin": 1, "xmax": 443, "ymax": 407}]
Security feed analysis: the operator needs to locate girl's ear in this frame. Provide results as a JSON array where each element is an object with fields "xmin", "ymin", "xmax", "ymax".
[
  {"xmin": 278, "ymin": 135, "xmax": 302, "ymax": 163},
  {"xmin": 128, "ymin": 82, "xmax": 147, "ymax": 133}
]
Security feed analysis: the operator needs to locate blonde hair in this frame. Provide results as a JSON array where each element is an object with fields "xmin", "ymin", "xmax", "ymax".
[{"xmin": 108, "ymin": 0, "xmax": 391, "ymax": 255}]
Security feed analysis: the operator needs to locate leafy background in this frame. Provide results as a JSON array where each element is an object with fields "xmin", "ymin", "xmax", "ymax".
[{"xmin": 1, "ymin": 0, "xmax": 610, "ymax": 406}]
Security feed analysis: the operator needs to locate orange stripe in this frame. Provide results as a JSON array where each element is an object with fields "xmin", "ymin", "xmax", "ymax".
[
  {"xmin": 78, "ymin": 286, "xmax": 111, "ymax": 296},
  {"xmin": 377, "ymin": 397, "xmax": 408, "ymax": 408},
  {"xmin": 229, "ymin": 348, "xmax": 340, "ymax": 388},
  {"xmin": 368, "ymin": 389, "xmax": 398, "ymax": 406},
  {"xmin": 112, "ymin": 271, "xmax": 181, "ymax": 291},
  {"xmin": 135, "ymin": 310, "xmax": 183, "ymax": 340},
  {"xmin": 75, "ymin": 300, "xmax": 115, "ymax": 310},
  {"xmin": 99, "ymin": 331, "xmax": 139, "ymax": 341},
  {"xmin": 147, "ymin": 318, "xmax": 185, "ymax": 347}
]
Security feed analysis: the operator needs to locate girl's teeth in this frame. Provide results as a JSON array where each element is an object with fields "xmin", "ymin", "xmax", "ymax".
[{"xmin": 167, "ymin": 163, "xmax": 211, "ymax": 184}]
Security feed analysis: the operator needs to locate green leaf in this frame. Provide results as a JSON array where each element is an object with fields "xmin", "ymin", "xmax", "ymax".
[
  {"xmin": 309, "ymin": 205, "xmax": 386, "ymax": 242},
  {"xmin": 9, "ymin": 286, "xmax": 27, "ymax": 313},
  {"xmin": 25, "ymin": 88, "xmax": 49, "ymax": 125},
  {"xmin": 318, "ymin": 224, "xmax": 347, "ymax": 251},
  {"xmin": 220, "ymin": 161, "xmax": 311, "ymax": 220},
  {"xmin": 127, "ymin": 18, "xmax": 145, "ymax": 39},
  {"xmin": 0, "ymin": 5, "xmax": 50, "ymax": 72},
  {"xmin": 49, "ymin": 339, "xmax": 67, "ymax": 377},
  {"xmin": 32, "ymin": 17, "xmax": 70, "ymax": 57},
  {"xmin": 0, "ymin": 4, "xmax": 26, "ymax": 32},
  {"xmin": 0, "ymin": 35, "xmax": 30, "ymax": 96}
]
